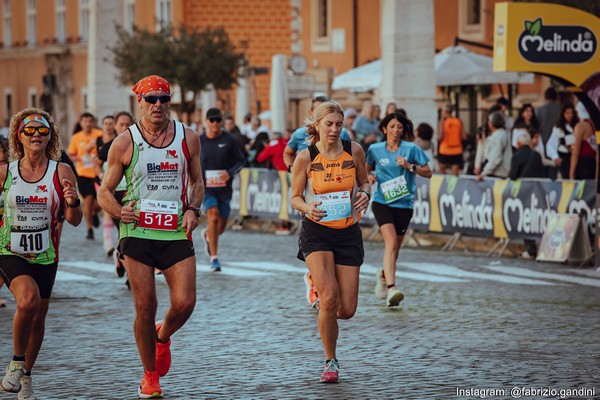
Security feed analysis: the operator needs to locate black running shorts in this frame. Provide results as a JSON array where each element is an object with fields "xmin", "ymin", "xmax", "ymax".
[
  {"xmin": 371, "ymin": 202, "xmax": 414, "ymax": 236},
  {"xmin": 119, "ymin": 237, "xmax": 195, "ymax": 271},
  {"xmin": 0, "ymin": 255, "xmax": 58, "ymax": 299},
  {"xmin": 297, "ymin": 218, "xmax": 364, "ymax": 267}
]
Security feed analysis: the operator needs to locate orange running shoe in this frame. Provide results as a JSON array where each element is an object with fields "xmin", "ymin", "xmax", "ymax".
[
  {"xmin": 137, "ymin": 370, "xmax": 162, "ymax": 398},
  {"xmin": 155, "ymin": 322, "xmax": 171, "ymax": 377},
  {"xmin": 303, "ymin": 272, "xmax": 319, "ymax": 307}
]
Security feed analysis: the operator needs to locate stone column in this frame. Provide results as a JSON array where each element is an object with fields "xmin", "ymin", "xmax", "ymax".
[
  {"xmin": 87, "ymin": 0, "xmax": 131, "ymax": 119},
  {"xmin": 379, "ymin": 0, "xmax": 437, "ymax": 130}
]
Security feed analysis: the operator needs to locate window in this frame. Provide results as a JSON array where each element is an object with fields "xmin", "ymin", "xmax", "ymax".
[
  {"xmin": 459, "ymin": 0, "xmax": 484, "ymax": 41},
  {"xmin": 26, "ymin": 0, "xmax": 36, "ymax": 47},
  {"xmin": 28, "ymin": 87, "xmax": 37, "ymax": 108},
  {"xmin": 2, "ymin": 0, "xmax": 11, "ymax": 47},
  {"xmin": 4, "ymin": 89, "xmax": 12, "ymax": 120},
  {"xmin": 81, "ymin": 87, "xmax": 88, "ymax": 112},
  {"xmin": 310, "ymin": 0, "xmax": 331, "ymax": 53},
  {"xmin": 124, "ymin": 0, "xmax": 136, "ymax": 33},
  {"xmin": 79, "ymin": 0, "xmax": 90, "ymax": 43},
  {"xmin": 56, "ymin": 0, "xmax": 66, "ymax": 44},
  {"xmin": 156, "ymin": 0, "xmax": 172, "ymax": 31}
]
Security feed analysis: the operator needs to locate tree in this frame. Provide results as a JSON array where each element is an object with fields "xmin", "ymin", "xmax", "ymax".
[
  {"xmin": 109, "ymin": 24, "xmax": 245, "ymax": 114},
  {"xmin": 514, "ymin": 0, "xmax": 600, "ymax": 17}
]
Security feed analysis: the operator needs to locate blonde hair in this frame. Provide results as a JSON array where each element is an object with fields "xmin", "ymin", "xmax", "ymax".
[
  {"xmin": 304, "ymin": 101, "xmax": 344, "ymax": 146},
  {"xmin": 9, "ymin": 108, "xmax": 62, "ymax": 161}
]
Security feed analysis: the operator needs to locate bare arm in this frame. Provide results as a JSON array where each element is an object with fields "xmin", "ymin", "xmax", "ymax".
[
  {"xmin": 58, "ymin": 163, "xmax": 83, "ymax": 226},
  {"xmin": 290, "ymin": 150, "xmax": 326, "ymax": 221},
  {"xmin": 97, "ymin": 133, "xmax": 132, "ymax": 221},
  {"xmin": 181, "ymin": 128, "xmax": 204, "ymax": 235},
  {"xmin": 283, "ymin": 145, "xmax": 296, "ymax": 171},
  {"xmin": 351, "ymin": 142, "xmax": 371, "ymax": 212}
]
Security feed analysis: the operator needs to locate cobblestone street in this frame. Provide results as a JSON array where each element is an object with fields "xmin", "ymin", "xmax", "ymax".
[{"xmin": 1, "ymin": 223, "xmax": 599, "ymax": 399}]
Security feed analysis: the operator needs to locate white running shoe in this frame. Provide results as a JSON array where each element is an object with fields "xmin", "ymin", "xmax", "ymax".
[
  {"xmin": 386, "ymin": 287, "xmax": 404, "ymax": 307},
  {"xmin": 17, "ymin": 376, "xmax": 37, "ymax": 400},
  {"xmin": 1, "ymin": 360, "xmax": 24, "ymax": 393},
  {"xmin": 374, "ymin": 268, "xmax": 387, "ymax": 300}
]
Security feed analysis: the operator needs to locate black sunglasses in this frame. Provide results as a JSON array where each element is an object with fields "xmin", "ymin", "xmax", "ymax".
[
  {"xmin": 22, "ymin": 126, "xmax": 51, "ymax": 136},
  {"xmin": 143, "ymin": 94, "xmax": 171, "ymax": 104},
  {"xmin": 208, "ymin": 117, "xmax": 222, "ymax": 123}
]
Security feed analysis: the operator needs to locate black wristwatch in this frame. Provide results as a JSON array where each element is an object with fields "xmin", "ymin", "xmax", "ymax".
[
  {"xmin": 411, "ymin": 164, "xmax": 418, "ymax": 172},
  {"xmin": 187, "ymin": 207, "xmax": 201, "ymax": 217},
  {"xmin": 66, "ymin": 198, "xmax": 81, "ymax": 208}
]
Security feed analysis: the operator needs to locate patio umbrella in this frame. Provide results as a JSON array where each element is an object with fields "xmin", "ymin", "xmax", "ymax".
[{"xmin": 331, "ymin": 46, "xmax": 534, "ymax": 92}]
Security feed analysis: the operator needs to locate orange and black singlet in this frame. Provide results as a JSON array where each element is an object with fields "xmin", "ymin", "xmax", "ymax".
[{"xmin": 304, "ymin": 140, "xmax": 360, "ymax": 229}]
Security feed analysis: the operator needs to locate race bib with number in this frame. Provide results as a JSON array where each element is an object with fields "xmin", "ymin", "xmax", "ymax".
[
  {"xmin": 10, "ymin": 226, "xmax": 50, "ymax": 254},
  {"xmin": 380, "ymin": 176, "xmax": 409, "ymax": 203},
  {"xmin": 314, "ymin": 190, "xmax": 352, "ymax": 222},
  {"xmin": 206, "ymin": 170, "xmax": 227, "ymax": 188},
  {"xmin": 138, "ymin": 199, "xmax": 179, "ymax": 231}
]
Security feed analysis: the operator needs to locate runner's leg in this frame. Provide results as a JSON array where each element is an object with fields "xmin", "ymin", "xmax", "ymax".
[{"xmin": 159, "ymin": 256, "xmax": 197, "ymax": 341}]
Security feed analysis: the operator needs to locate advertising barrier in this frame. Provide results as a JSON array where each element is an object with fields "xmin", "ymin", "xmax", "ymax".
[{"xmin": 230, "ymin": 169, "xmax": 596, "ymax": 241}]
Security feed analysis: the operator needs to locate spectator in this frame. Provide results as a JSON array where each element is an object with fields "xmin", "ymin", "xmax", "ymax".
[
  {"xmin": 509, "ymin": 130, "xmax": 545, "ymax": 259},
  {"xmin": 248, "ymin": 131, "xmax": 270, "ymax": 168},
  {"xmin": 257, "ymin": 131, "xmax": 292, "ymax": 235},
  {"xmin": 438, "ymin": 104, "xmax": 466, "ymax": 176},
  {"xmin": 536, "ymin": 87, "xmax": 561, "ymax": 145},
  {"xmin": 245, "ymin": 116, "xmax": 269, "ymax": 143},
  {"xmin": 373, "ymin": 104, "xmax": 382, "ymax": 122},
  {"xmin": 384, "ymin": 102, "xmax": 397, "ymax": 117},
  {"xmin": 352, "ymin": 100, "xmax": 380, "ymax": 151},
  {"xmin": 476, "ymin": 111, "xmax": 512, "ymax": 180},
  {"xmin": 415, "ymin": 123, "xmax": 436, "ymax": 172},
  {"xmin": 511, "ymin": 103, "xmax": 539, "ymax": 149},
  {"xmin": 344, "ymin": 108, "xmax": 358, "ymax": 141},
  {"xmin": 570, "ymin": 102, "xmax": 597, "ymax": 180},
  {"xmin": 496, "ymin": 97, "xmax": 514, "ymax": 131},
  {"xmin": 474, "ymin": 105, "xmax": 501, "ymax": 175},
  {"xmin": 224, "ymin": 115, "xmax": 249, "ymax": 165},
  {"xmin": 0, "ymin": 118, "xmax": 8, "ymax": 138},
  {"xmin": 546, "ymin": 103, "xmax": 579, "ymax": 179}
]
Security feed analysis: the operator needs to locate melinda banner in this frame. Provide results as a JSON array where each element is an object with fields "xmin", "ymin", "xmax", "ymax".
[{"xmin": 230, "ymin": 169, "xmax": 595, "ymax": 241}]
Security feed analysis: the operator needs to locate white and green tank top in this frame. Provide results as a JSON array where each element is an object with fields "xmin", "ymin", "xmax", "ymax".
[
  {"xmin": 120, "ymin": 120, "xmax": 191, "ymax": 241},
  {"xmin": 0, "ymin": 160, "xmax": 63, "ymax": 264}
]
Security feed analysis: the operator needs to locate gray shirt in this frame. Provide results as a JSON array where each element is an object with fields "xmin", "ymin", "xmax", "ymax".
[{"xmin": 481, "ymin": 128, "xmax": 512, "ymax": 178}]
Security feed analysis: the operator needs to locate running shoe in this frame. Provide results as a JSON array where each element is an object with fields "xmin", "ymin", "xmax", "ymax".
[
  {"xmin": 1, "ymin": 360, "xmax": 25, "ymax": 392},
  {"xmin": 137, "ymin": 371, "xmax": 162, "ymax": 399},
  {"xmin": 313, "ymin": 299, "xmax": 320, "ymax": 312},
  {"xmin": 16, "ymin": 375, "xmax": 37, "ymax": 400},
  {"xmin": 114, "ymin": 251, "xmax": 125, "ymax": 278},
  {"xmin": 155, "ymin": 322, "xmax": 171, "ymax": 377},
  {"xmin": 386, "ymin": 287, "xmax": 404, "ymax": 307},
  {"xmin": 86, "ymin": 228, "xmax": 94, "ymax": 240},
  {"xmin": 92, "ymin": 213, "xmax": 100, "ymax": 228},
  {"xmin": 210, "ymin": 258, "xmax": 221, "ymax": 272},
  {"xmin": 0, "ymin": 296, "xmax": 6, "ymax": 308},
  {"xmin": 304, "ymin": 272, "xmax": 319, "ymax": 306},
  {"xmin": 319, "ymin": 359, "xmax": 339, "ymax": 383},
  {"xmin": 201, "ymin": 228, "xmax": 210, "ymax": 257},
  {"xmin": 374, "ymin": 268, "xmax": 387, "ymax": 300}
]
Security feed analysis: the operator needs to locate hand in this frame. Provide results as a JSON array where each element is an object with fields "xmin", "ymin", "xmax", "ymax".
[
  {"xmin": 353, "ymin": 191, "xmax": 370, "ymax": 213},
  {"xmin": 476, "ymin": 174, "xmax": 484, "ymax": 182},
  {"xmin": 305, "ymin": 201, "xmax": 326, "ymax": 222},
  {"xmin": 554, "ymin": 158, "xmax": 562, "ymax": 166},
  {"xmin": 62, "ymin": 179, "xmax": 79, "ymax": 206},
  {"xmin": 396, "ymin": 156, "xmax": 409, "ymax": 169},
  {"xmin": 219, "ymin": 170, "xmax": 231, "ymax": 182},
  {"xmin": 121, "ymin": 200, "xmax": 139, "ymax": 224},
  {"xmin": 473, "ymin": 167, "xmax": 481, "ymax": 175},
  {"xmin": 182, "ymin": 209, "xmax": 199, "ymax": 236}
]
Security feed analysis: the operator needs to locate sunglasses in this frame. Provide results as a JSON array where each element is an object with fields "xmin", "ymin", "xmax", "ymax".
[
  {"xmin": 208, "ymin": 117, "xmax": 222, "ymax": 123},
  {"xmin": 22, "ymin": 126, "xmax": 51, "ymax": 136},
  {"xmin": 143, "ymin": 94, "xmax": 171, "ymax": 104}
]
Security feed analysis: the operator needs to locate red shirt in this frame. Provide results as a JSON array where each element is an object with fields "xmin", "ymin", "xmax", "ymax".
[{"xmin": 257, "ymin": 138, "xmax": 289, "ymax": 171}]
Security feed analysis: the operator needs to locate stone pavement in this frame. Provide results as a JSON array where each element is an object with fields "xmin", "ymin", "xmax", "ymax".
[{"xmin": 1, "ymin": 222, "xmax": 599, "ymax": 399}]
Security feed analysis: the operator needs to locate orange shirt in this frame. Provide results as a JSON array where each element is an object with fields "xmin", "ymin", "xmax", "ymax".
[
  {"xmin": 305, "ymin": 140, "xmax": 360, "ymax": 229},
  {"xmin": 439, "ymin": 117, "xmax": 463, "ymax": 156},
  {"xmin": 68, "ymin": 129, "xmax": 103, "ymax": 178}
]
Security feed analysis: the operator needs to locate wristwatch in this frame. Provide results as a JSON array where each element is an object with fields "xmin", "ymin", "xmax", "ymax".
[
  {"xmin": 66, "ymin": 198, "xmax": 81, "ymax": 208},
  {"xmin": 187, "ymin": 206, "xmax": 201, "ymax": 217},
  {"xmin": 411, "ymin": 164, "xmax": 417, "ymax": 172}
]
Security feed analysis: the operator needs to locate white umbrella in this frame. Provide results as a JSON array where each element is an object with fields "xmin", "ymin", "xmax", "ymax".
[
  {"xmin": 434, "ymin": 45, "xmax": 534, "ymax": 86},
  {"xmin": 331, "ymin": 46, "xmax": 534, "ymax": 92}
]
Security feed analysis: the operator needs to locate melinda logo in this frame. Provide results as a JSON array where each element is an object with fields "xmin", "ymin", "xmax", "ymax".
[{"xmin": 518, "ymin": 18, "xmax": 596, "ymax": 63}]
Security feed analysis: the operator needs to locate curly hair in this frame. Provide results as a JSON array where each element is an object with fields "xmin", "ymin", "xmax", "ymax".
[
  {"xmin": 9, "ymin": 108, "xmax": 62, "ymax": 161},
  {"xmin": 304, "ymin": 101, "xmax": 344, "ymax": 146},
  {"xmin": 379, "ymin": 111, "xmax": 415, "ymax": 141}
]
